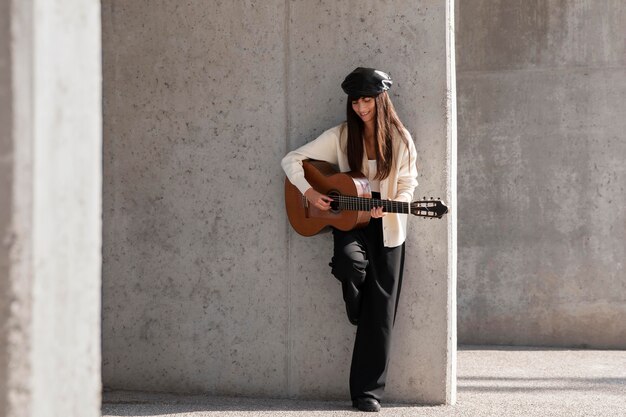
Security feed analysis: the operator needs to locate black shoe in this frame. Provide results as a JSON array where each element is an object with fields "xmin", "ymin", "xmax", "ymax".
[{"xmin": 352, "ymin": 397, "xmax": 381, "ymax": 412}]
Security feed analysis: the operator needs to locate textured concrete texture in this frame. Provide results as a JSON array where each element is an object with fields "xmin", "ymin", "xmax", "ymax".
[
  {"xmin": 0, "ymin": 3, "xmax": 22, "ymax": 416},
  {"xmin": 102, "ymin": 346, "xmax": 626, "ymax": 416},
  {"xmin": 456, "ymin": 1, "xmax": 626, "ymax": 347},
  {"xmin": 0, "ymin": 1, "xmax": 102, "ymax": 416},
  {"xmin": 102, "ymin": 0, "xmax": 456, "ymax": 404}
]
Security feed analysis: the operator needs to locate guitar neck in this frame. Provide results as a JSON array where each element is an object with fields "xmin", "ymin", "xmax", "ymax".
[{"xmin": 332, "ymin": 195, "xmax": 409, "ymax": 214}]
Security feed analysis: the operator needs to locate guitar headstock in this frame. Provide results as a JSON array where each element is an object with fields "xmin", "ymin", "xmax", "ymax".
[{"xmin": 410, "ymin": 198, "xmax": 448, "ymax": 219}]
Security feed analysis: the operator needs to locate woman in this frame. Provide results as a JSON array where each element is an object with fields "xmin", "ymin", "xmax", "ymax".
[{"xmin": 281, "ymin": 67, "xmax": 418, "ymax": 412}]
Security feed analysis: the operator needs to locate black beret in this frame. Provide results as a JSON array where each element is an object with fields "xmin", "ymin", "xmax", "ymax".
[{"xmin": 341, "ymin": 67, "xmax": 393, "ymax": 97}]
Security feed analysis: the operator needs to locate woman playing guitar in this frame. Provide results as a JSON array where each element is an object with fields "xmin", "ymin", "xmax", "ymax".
[{"xmin": 281, "ymin": 67, "xmax": 418, "ymax": 412}]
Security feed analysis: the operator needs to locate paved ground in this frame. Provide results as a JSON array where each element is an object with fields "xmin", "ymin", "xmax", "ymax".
[{"xmin": 102, "ymin": 345, "xmax": 626, "ymax": 416}]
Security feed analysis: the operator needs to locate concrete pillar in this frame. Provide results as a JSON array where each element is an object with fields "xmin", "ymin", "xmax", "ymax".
[
  {"xmin": 0, "ymin": 1, "xmax": 102, "ymax": 416},
  {"xmin": 102, "ymin": 0, "xmax": 456, "ymax": 404},
  {"xmin": 457, "ymin": 0, "xmax": 626, "ymax": 348},
  {"xmin": 285, "ymin": 1, "xmax": 457, "ymax": 404}
]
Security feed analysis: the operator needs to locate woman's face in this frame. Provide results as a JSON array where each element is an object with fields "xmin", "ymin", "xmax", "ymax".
[{"xmin": 351, "ymin": 96, "xmax": 376, "ymax": 124}]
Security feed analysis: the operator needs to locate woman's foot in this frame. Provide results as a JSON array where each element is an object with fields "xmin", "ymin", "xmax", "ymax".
[{"xmin": 352, "ymin": 397, "xmax": 381, "ymax": 412}]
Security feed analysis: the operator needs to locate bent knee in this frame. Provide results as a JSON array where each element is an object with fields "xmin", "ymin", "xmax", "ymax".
[{"xmin": 330, "ymin": 254, "xmax": 368, "ymax": 284}]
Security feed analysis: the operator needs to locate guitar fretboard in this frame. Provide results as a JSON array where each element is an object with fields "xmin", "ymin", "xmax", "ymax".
[{"xmin": 332, "ymin": 195, "xmax": 409, "ymax": 214}]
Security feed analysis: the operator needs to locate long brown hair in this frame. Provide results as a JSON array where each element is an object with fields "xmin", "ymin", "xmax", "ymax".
[{"xmin": 345, "ymin": 91, "xmax": 411, "ymax": 180}]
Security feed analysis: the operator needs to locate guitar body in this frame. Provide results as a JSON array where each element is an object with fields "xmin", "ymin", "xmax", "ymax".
[
  {"xmin": 285, "ymin": 160, "xmax": 448, "ymax": 237},
  {"xmin": 285, "ymin": 160, "xmax": 372, "ymax": 236}
]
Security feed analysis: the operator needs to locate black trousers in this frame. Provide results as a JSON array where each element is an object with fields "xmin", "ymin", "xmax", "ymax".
[{"xmin": 329, "ymin": 193, "xmax": 406, "ymax": 402}]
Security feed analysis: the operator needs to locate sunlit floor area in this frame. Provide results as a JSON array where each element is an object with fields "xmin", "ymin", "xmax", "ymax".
[{"xmin": 102, "ymin": 345, "xmax": 626, "ymax": 416}]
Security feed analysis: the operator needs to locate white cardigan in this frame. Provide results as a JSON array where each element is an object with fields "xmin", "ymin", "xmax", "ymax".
[{"xmin": 281, "ymin": 123, "xmax": 418, "ymax": 247}]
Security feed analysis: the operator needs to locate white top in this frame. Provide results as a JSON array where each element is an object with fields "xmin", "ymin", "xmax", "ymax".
[
  {"xmin": 281, "ymin": 122, "xmax": 418, "ymax": 247},
  {"xmin": 368, "ymin": 160, "xmax": 381, "ymax": 192}
]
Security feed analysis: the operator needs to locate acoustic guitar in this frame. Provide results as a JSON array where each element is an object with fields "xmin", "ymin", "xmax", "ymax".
[{"xmin": 284, "ymin": 160, "xmax": 448, "ymax": 236}]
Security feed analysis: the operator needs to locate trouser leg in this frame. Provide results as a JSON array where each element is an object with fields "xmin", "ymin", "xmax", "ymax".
[
  {"xmin": 349, "ymin": 236, "xmax": 405, "ymax": 402},
  {"xmin": 329, "ymin": 228, "xmax": 368, "ymax": 324}
]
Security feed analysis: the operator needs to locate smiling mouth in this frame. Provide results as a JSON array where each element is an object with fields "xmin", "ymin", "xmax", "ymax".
[{"xmin": 360, "ymin": 112, "xmax": 370, "ymax": 117}]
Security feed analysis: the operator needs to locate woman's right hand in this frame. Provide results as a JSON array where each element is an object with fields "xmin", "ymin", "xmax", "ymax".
[{"xmin": 304, "ymin": 188, "xmax": 333, "ymax": 211}]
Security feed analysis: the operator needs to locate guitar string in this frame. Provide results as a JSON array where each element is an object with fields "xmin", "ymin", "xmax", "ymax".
[
  {"xmin": 301, "ymin": 193, "xmax": 438, "ymax": 215},
  {"xmin": 330, "ymin": 195, "xmax": 410, "ymax": 214},
  {"xmin": 333, "ymin": 196, "xmax": 440, "ymax": 215}
]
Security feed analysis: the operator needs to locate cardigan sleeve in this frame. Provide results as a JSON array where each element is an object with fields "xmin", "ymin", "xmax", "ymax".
[
  {"xmin": 393, "ymin": 129, "xmax": 419, "ymax": 203},
  {"xmin": 281, "ymin": 125, "xmax": 341, "ymax": 195}
]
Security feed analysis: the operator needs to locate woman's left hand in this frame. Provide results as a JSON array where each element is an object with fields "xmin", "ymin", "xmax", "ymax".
[{"xmin": 370, "ymin": 205, "xmax": 386, "ymax": 218}]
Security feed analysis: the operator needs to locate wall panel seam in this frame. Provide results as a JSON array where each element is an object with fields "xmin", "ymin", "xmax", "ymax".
[{"xmin": 283, "ymin": 0, "xmax": 292, "ymax": 398}]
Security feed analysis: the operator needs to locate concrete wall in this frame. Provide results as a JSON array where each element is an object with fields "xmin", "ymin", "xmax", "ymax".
[
  {"xmin": 0, "ymin": 3, "xmax": 25, "ymax": 415},
  {"xmin": 457, "ymin": 1, "xmax": 626, "ymax": 348},
  {"xmin": 102, "ymin": 0, "xmax": 456, "ymax": 404},
  {"xmin": 0, "ymin": 1, "xmax": 102, "ymax": 416}
]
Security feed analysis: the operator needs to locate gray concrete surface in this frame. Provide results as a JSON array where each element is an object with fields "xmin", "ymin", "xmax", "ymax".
[
  {"xmin": 102, "ymin": 346, "xmax": 626, "ymax": 416},
  {"xmin": 0, "ymin": 0, "xmax": 102, "ymax": 416},
  {"xmin": 102, "ymin": 1, "xmax": 456, "ymax": 404},
  {"xmin": 456, "ymin": 1, "xmax": 626, "ymax": 347},
  {"xmin": 0, "ymin": 2, "xmax": 23, "ymax": 415}
]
